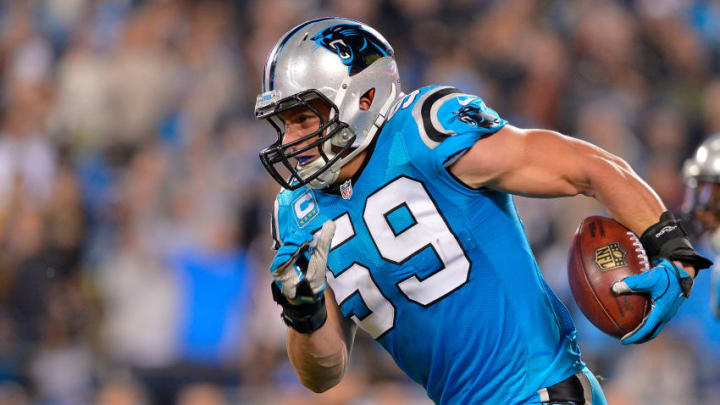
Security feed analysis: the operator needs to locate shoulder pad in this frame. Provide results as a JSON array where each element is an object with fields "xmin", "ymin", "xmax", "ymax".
[{"xmin": 387, "ymin": 86, "xmax": 506, "ymax": 150}]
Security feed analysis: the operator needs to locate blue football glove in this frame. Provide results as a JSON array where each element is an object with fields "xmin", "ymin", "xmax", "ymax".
[
  {"xmin": 270, "ymin": 220, "xmax": 335, "ymax": 304},
  {"xmin": 611, "ymin": 257, "xmax": 693, "ymax": 344}
]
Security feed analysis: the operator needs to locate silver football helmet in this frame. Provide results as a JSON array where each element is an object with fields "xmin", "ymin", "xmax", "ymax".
[
  {"xmin": 255, "ymin": 17, "xmax": 401, "ymax": 190},
  {"xmin": 682, "ymin": 133, "xmax": 720, "ymax": 247}
]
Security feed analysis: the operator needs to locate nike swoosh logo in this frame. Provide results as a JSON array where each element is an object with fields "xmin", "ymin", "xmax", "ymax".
[{"xmin": 457, "ymin": 96, "xmax": 475, "ymax": 106}]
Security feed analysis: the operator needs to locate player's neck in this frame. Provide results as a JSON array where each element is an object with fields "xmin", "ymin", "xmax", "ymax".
[{"xmin": 336, "ymin": 150, "xmax": 368, "ymax": 184}]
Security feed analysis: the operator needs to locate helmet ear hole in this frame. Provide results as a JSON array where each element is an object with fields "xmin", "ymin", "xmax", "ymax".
[{"xmin": 360, "ymin": 88, "xmax": 375, "ymax": 111}]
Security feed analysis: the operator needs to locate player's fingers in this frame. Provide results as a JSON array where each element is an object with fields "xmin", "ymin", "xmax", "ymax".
[
  {"xmin": 315, "ymin": 220, "xmax": 336, "ymax": 256},
  {"xmin": 272, "ymin": 264, "xmax": 302, "ymax": 294},
  {"xmin": 273, "ymin": 232, "xmax": 312, "ymax": 267},
  {"xmin": 610, "ymin": 273, "xmax": 651, "ymax": 295},
  {"xmin": 621, "ymin": 309, "xmax": 663, "ymax": 344},
  {"xmin": 272, "ymin": 241, "xmax": 309, "ymax": 271},
  {"xmin": 623, "ymin": 299, "xmax": 671, "ymax": 344},
  {"xmin": 665, "ymin": 294, "xmax": 686, "ymax": 321},
  {"xmin": 645, "ymin": 317, "xmax": 667, "ymax": 342},
  {"xmin": 306, "ymin": 221, "xmax": 335, "ymax": 290},
  {"xmin": 276, "ymin": 243, "xmax": 301, "ymax": 258},
  {"xmin": 629, "ymin": 319, "xmax": 666, "ymax": 345},
  {"xmin": 306, "ymin": 221, "xmax": 334, "ymax": 276},
  {"xmin": 614, "ymin": 267, "xmax": 667, "ymax": 295}
]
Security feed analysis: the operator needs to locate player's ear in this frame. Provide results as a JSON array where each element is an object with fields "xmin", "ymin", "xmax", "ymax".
[{"xmin": 359, "ymin": 88, "xmax": 375, "ymax": 111}]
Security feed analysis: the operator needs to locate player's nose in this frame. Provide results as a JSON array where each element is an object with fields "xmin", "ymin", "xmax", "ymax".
[
  {"xmin": 283, "ymin": 124, "xmax": 319, "ymax": 152},
  {"xmin": 282, "ymin": 124, "xmax": 303, "ymax": 146}
]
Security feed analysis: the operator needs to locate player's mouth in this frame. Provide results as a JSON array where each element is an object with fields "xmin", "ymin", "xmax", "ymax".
[{"xmin": 296, "ymin": 155, "xmax": 319, "ymax": 166}]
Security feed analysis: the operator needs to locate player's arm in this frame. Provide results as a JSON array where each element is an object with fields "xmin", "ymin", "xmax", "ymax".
[
  {"xmin": 286, "ymin": 287, "xmax": 357, "ymax": 392},
  {"xmin": 450, "ymin": 125, "xmax": 712, "ymax": 343},
  {"xmin": 451, "ymin": 125, "xmax": 708, "ymax": 275},
  {"xmin": 450, "ymin": 125, "xmax": 664, "ymax": 242},
  {"xmin": 269, "ymin": 220, "xmax": 358, "ymax": 391}
]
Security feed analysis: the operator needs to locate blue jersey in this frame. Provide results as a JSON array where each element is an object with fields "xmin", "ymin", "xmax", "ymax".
[{"xmin": 272, "ymin": 86, "xmax": 584, "ymax": 404}]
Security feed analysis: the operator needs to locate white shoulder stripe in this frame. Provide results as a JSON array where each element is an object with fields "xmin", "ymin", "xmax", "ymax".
[{"xmin": 411, "ymin": 87, "xmax": 474, "ymax": 149}]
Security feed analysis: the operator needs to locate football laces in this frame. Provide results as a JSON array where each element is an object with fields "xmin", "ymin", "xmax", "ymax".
[{"xmin": 627, "ymin": 231, "xmax": 650, "ymax": 271}]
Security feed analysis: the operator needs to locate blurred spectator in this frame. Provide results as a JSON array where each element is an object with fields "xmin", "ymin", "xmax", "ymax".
[
  {"xmin": 176, "ymin": 383, "xmax": 226, "ymax": 405},
  {"xmin": 702, "ymin": 78, "xmax": 720, "ymax": 133},
  {"xmin": 96, "ymin": 377, "xmax": 150, "ymax": 405},
  {"xmin": 97, "ymin": 217, "xmax": 181, "ymax": 369},
  {"xmin": 0, "ymin": 106, "xmax": 57, "ymax": 215},
  {"xmin": 0, "ymin": 381, "xmax": 30, "ymax": 405},
  {"xmin": 604, "ymin": 335, "xmax": 700, "ymax": 405}
]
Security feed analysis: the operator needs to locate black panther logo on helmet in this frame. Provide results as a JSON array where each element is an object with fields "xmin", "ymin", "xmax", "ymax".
[{"xmin": 311, "ymin": 24, "xmax": 393, "ymax": 76}]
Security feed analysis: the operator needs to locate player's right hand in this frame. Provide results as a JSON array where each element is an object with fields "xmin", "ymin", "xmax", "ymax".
[
  {"xmin": 270, "ymin": 220, "xmax": 335, "ymax": 304},
  {"xmin": 612, "ymin": 257, "xmax": 692, "ymax": 344}
]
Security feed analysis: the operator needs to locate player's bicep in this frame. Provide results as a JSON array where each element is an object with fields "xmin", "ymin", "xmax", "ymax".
[{"xmin": 450, "ymin": 125, "xmax": 612, "ymax": 197}]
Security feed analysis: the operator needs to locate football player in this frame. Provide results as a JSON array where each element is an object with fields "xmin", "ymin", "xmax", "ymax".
[
  {"xmin": 255, "ymin": 18, "xmax": 712, "ymax": 404},
  {"xmin": 683, "ymin": 133, "xmax": 720, "ymax": 319}
]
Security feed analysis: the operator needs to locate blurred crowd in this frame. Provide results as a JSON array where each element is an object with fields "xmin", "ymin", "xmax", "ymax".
[{"xmin": 0, "ymin": 0, "xmax": 719, "ymax": 404}]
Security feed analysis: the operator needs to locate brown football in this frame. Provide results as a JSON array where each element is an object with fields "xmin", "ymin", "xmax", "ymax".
[{"xmin": 567, "ymin": 216, "xmax": 651, "ymax": 338}]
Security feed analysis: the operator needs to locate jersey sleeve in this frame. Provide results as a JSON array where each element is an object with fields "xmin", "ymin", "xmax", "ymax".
[
  {"xmin": 393, "ymin": 86, "xmax": 507, "ymax": 190},
  {"xmin": 270, "ymin": 191, "xmax": 296, "ymax": 250},
  {"xmin": 270, "ymin": 187, "xmax": 326, "ymax": 250}
]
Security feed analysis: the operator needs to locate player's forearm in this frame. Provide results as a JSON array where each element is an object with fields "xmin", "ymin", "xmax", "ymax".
[
  {"xmin": 581, "ymin": 152, "xmax": 665, "ymax": 236},
  {"xmin": 575, "ymin": 146, "xmax": 707, "ymax": 277},
  {"xmin": 578, "ymin": 153, "xmax": 702, "ymax": 278},
  {"xmin": 286, "ymin": 322, "xmax": 349, "ymax": 393}
]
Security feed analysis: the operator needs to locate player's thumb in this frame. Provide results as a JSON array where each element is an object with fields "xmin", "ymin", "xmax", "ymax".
[
  {"xmin": 306, "ymin": 220, "xmax": 335, "ymax": 285},
  {"xmin": 612, "ymin": 269, "xmax": 661, "ymax": 295},
  {"xmin": 611, "ymin": 279, "xmax": 634, "ymax": 295},
  {"xmin": 612, "ymin": 273, "xmax": 646, "ymax": 295}
]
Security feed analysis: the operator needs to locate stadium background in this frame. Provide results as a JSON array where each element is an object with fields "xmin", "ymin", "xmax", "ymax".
[{"xmin": 0, "ymin": 0, "xmax": 719, "ymax": 404}]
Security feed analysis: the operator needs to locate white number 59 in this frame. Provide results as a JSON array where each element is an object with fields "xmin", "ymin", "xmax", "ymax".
[{"xmin": 326, "ymin": 176, "xmax": 470, "ymax": 338}]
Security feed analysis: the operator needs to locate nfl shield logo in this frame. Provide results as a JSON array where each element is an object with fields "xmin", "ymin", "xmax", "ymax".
[{"xmin": 340, "ymin": 179, "xmax": 353, "ymax": 200}]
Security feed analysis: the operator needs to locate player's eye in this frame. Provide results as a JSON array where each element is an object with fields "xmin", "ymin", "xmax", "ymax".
[{"xmin": 298, "ymin": 113, "xmax": 318, "ymax": 126}]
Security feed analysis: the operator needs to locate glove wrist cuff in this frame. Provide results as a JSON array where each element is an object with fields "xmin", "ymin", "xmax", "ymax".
[
  {"xmin": 271, "ymin": 281, "xmax": 327, "ymax": 334},
  {"xmin": 640, "ymin": 211, "xmax": 713, "ymax": 271}
]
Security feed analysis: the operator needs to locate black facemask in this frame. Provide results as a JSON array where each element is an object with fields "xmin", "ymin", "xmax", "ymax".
[{"xmin": 257, "ymin": 90, "xmax": 353, "ymax": 190}]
